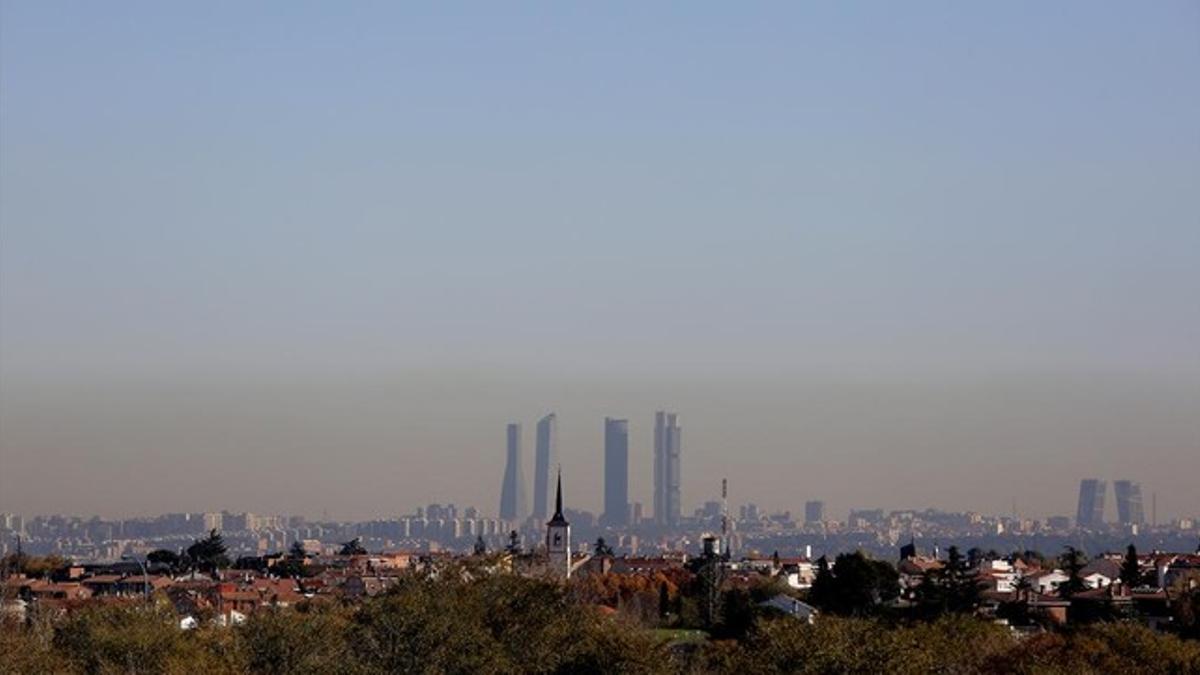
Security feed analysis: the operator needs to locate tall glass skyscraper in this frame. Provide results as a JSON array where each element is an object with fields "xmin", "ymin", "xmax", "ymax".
[
  {"xmin": 653, "ymin": 411, "xmax": 682, "ymax": 527},
  {"xmin": 1075, "ymin": 479, "xmax": 1107, "ymax": 529},
  {"xmin": 499, "ymin": 423, "xmax": 527, "ymax": 521},
  {"xmin": 532, "ymin": 413, "xmax": 557, "ymax": 520},
  {"xmin": 1114, "ymin": 480, "xmax": 1145, "ymax": 525},
  {"xmin": 603, "ymin": 418, "xmax": 629, "ymax": 527}
]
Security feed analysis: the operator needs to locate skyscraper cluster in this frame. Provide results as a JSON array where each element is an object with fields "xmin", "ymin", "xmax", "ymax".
[
  {"xmin": 500, "ymin": 414, "xmax": 558, "ymax": 522},
  {"xmin": 1076, "ymin": 478, "xmax": 1145, "ymax": 528},
  {"xmin": 498, "ymin": 411, "xmax": 684, "ymax": 529}
]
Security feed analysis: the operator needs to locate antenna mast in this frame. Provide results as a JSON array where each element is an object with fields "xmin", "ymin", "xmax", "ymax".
[{"xmin": 721, "ymin": 478, "xmax": 729, "ymax": 556}]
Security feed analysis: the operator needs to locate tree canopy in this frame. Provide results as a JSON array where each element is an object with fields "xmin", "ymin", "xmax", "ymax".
[{"xmin": 185, "ymin": 530, "xmax": 231, "ymax": 573}]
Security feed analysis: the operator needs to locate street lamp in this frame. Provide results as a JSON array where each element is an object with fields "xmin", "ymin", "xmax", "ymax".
[{"xmin": 122, "ymin": 554, "xmax": 151, "ymax": 604}]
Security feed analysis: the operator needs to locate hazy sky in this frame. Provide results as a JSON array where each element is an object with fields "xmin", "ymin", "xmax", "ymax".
[{"xmin": 2, "ymin": 2, "xmax": 1198, "ymax": 521}]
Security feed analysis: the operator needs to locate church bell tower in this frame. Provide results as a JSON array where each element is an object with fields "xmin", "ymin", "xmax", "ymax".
[{"xmin": 545, "ymin": 469, "xmax": 571, "ymax": 579}]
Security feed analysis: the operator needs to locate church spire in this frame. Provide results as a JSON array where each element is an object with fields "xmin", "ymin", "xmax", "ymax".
[{"xmin": 549, "ymin": 467, "xmax": 568, "ymax": 525}]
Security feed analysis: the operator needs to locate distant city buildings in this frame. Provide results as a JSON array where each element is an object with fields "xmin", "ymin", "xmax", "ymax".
[
  {"xmin": 1114, "ymin": 480, "xmax": 1145, "ymax": 526},
  {"xmin": 532, "ymin": 413, "xmax": 557, "ymax": 520},
  {"xmin": 653, "ymin": 411, "xmax": 682, "ymax": 528},
  {"xmin": 805, "ymin": 500, "xmax": 825, "ymax": 524},
  {"xmin": 499, "ymin": 423, "xmax": 527, "ymax": 521},
  {"xmin": 603, "ymin": 418, "xmax": 630, "ymax": 527},
  {"xmin": 1076, "ymin": 479, "xmax": 1107, "ymax": 529}
]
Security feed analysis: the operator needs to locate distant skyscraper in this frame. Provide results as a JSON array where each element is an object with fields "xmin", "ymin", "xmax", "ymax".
[
  {"xmin": 603, "ymin": 418, "xmax": 630, "ymax": 527},
  {"xmin": 1075, "ymin": 479, "xmax": 1107, "ymax": 528},
  {"xmin": 1114, "ymin": 480, "xmax": 1145, "ymax": 526},
  {"xmin": 532, "ymin": 413, "xmax": 558, "ymax": 520},
  {"xmin": 499, "ymin": 423, "xmax": 527, "ymax": 521},
  {"xmin": 653, "ymin": 411, "xmax": 682, "ymax": 527},
  {"xmin": 804, "ymin": 500, "xmax": 825, "ymax": 524}
]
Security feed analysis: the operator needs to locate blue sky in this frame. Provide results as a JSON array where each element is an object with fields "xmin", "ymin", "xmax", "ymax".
[{"xmin": 1, "ymin": 2, "xmax": 1198, "ymax": 518}]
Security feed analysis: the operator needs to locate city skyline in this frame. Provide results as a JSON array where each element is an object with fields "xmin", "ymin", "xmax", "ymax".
[
  {"xmin": 2, "ymin": 3, "xmax": 1198, "ymax": 523},
  {"xmin": 1, "ymin": 396, "xmax": 1195, "ymax": 523}
]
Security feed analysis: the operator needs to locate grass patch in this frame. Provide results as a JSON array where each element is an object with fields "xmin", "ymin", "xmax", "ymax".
[{"xmin": 650, "ymin": 628, "xmax": 709, "ymax": 644}]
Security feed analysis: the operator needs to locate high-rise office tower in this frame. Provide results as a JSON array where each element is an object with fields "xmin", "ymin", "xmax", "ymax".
[
  {"xmin": 804, "ymin": 500, "xmax": 825, "ymax": 524},
  {"xmin": 603, "ymin": 418, "xmax": 630, "ymax": 527},
  {"xmin": 653, "ymin": 412, "xmax": 682, "ymax": 527},
  {"xmin": 532, "ymin": 413, "xmax": 558, "ymax": 520},
  {"xmin": 1075, "ymin": 479, "xmax": 1107, "ymax": 528},
  {"xmin": 1114, "ymin": 480, "xmax": 1145, "ymax": 525},
  {"xmin": 499, "ymin": 423, "xmax": 527, "ymax": 521}
]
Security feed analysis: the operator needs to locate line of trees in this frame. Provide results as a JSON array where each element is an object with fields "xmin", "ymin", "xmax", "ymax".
[{"xmin": 5, "ymin": 571, "xmax": 1200, "ymax": 674}]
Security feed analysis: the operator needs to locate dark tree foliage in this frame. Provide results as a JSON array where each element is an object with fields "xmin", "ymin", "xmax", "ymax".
[
  {"xmin": 270, "ymin": 541, "xmax": 312, "ymax": 578},
  {"xmin": 0, "ymin": 553, "xmax": 69, "ymax": 578},
  {"xmin": 146, "ymin": 549, "xmax": 181, "ymax": 570},
  {"xmin": 338, "ymin": 538, "xmax": 367, "ymax": 556},
  {"xmin": 5, "ymin": 575, "xmax": 1200, "ymax": 674},
  {"xmin": 1058, "ymin": 546, "xmax": 1088, "ymax": 599},
  {"xmin": 917, "ymin": 545, "xmax": 981, "ymax": 619},
  {"xmin": 806, "ymin": 551, "xmax": 899, "ymax": 617},
  {"xmin": 1120, "ymin": 543, "xmax": 1141, "ymax": 588},
  {"xmin": 289, "ymin": 541, "xmax": 307, "ymax": 559},
  {"xmin": 186, "ymin": 529, "xmax": 230, "ymax": 572},
  {"xmin": 594, "ymin": 537, "xmax": 614, "ymax": 556},
  {"xmin": 808, "ymin": 555, "xmax": 835, "ymax": 610}
]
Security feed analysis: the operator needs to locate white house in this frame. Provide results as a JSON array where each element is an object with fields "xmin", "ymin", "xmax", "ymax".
[{"xmin": 1032, "ymin": 570, "xmax": 1070, "ymax": 595}]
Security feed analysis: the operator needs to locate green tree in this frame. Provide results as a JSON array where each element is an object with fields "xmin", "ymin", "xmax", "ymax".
[
  {"xmin": 946, "ymin": 546, "xmax": 980, "ymax": 613},
  {"xmin": 1120, "ymin": 543, "xmax": 1141, "ymax": 588},
  {"xmin": 234, "ymin": 604, "xmax": 358, "ymax": 674},
  {"xmin": 594, "ymin": 537, "xmax": 614, "ymax": 556},
  {"xmin": 820, "ymin": 551, "xmax": 899, "ymax": 617},
  {"xmin": 147, "ymin": 548, "xmax": 182, "ymax": 571},
  {"xmin": 289, "ymin": 541, "xmax": 307, "ymax": 559},
  {"xmin": 273, "ymin": 542, "xmax": 311, "ymax": 579},
  {"xmin": 50, "ymin": 603, "xmax": 238, "ymax": 673},
  {"xmin": 915, "ymin": 547, "xmax": 977, "ymax": 618},
  {"xmin": 1058, "ymin": 546, "xmax": 1088, "ymax": 599},
  {"xmin": 808, "ymin": 555, "xmax": 835, "ymax": 610},
  {"xmin": 0, "ymin": 553, "xmax": 69, "ymax": 578},
  {"xmin": 186, "ymin": 529, "xmax": 231, "ymax": 573},
  {"xmin": 338, "ymin": 538, "xmax": 367, "ymax": 556}
]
